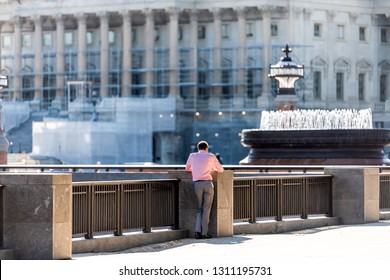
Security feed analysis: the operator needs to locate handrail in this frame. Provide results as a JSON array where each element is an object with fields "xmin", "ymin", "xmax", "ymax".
[
  {"xmin": 1, "ymin": 164, "xmax": 390, "ymax": 173},
  {"xmin": 2, "ymin": 163, "xmax": 385, "ymax": 173}
]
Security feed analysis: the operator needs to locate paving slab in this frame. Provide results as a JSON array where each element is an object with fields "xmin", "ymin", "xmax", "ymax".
[{"xmin": 3, "ymin": 221, "xmax": 390, "ymax": 280}]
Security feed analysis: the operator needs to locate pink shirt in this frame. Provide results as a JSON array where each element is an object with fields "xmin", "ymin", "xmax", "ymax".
[{"xmin": 186, "ymin": 150, "xmax": 224, "ymax": 181}]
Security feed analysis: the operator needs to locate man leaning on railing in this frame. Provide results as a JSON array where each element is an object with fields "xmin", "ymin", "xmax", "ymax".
[{"xmin": 185, "ymin": 140, "xmax": 224, "ymax": 239}]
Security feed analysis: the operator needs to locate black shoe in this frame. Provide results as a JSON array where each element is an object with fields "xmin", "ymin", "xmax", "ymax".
[
  {"xmin": 195, "ymin": 232, "xmax": 202, "ymax": 239},
  {"xmin": 202, "ymin": 234, "xmax": 212, "ymax": 239}
]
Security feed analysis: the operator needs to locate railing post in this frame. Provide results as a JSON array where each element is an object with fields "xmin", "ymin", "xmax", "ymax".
[
  {"xmin": 172, "ymin": 180, "xmax": 180, "ymax": 230},
  {"xmin": 114, "ymin": 182, "xmax": 123, "ymax": 236},
  {"xmin": 276, "ymin": 179, "xmax": 283, "ymax": 221},
  {"xmin": 250, "ymin": 179, "xmax": 256, "ymax": 223},
  {"xmin": 301, "ymin": 178, "xmax": 308, "ymax": 219},
  {"xmin": 327, "ymin": 176, "xmax": 333, "ymax": 217},
  {"xmin": 85, "ymin": 184, "xmax": 94, "ymax": 239},
  {"xmin": 143, "ymin": 183, "xmax": 152, "ymax": 233}
]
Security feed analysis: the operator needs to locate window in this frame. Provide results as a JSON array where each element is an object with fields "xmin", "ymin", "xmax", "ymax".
[
  {"xmin": 336, "ymin": 72, "xmax": 344, "ymax": 100},
  {"xmin": 221, "ymin": 24, "xmax": 229, "ymax": 38},
  {"xmin": 64, "ymin": 32, "xmax": 73, "ymax": 46},
  {"xmin": 178, "ymin": 26, "xmax": 183, "ymax": 40},
  {"xmin": 380, "ymin": 74, "xmax": 388, "ymax": 102},
  {"xmin": 359, "ymin": 27, "xmax": 366, "ymax": 41},
  {"xmin": 313, "ymin": 71, "xmax": 322, "ymax": 99},
  {"xmin": 358, "ymin": 73, "xmax": 365, "ymax": 100},
  {"xmin": 154, "ymin": 27, "xmax": 160, "ymax": 41},
  {"xmin": 337, "ymin": 25, "xmax": 345, "ymax": 39},
  {"xmin": 198, "ymin": 25, "xmax": 206, "ymax": 39},
  {"xmin": 43, "ymin": 33, "xmax": 52, "ymax": 47},
  {"xmin": 109, "ymin": 30, "xmax": 115, "ymax": 44},
  {"xmin": 271, "ymin": 24, "xmax": 278, "ymax": 36},
  {"xmin": 314, "ymin": 23, "xmax": 322, "ymax": 37},
  {"xmin": 246, "ymin": 22, "xmax": 253, "ymax": 37},
  {"xmin": 381, "ymin": 28, "xmax": 389, "ymax": 43},
  {"xmin": 1, "ymin": 34, "xmax": 11, "ymax": 49},
  {"xmin": 132, "ymin": 28, "xmax": 136, "ymax": 42},
  {"xmin": 87, "ymin": 31, "xmax": 93, "ymax": 45},
  {"xmin": 22, "ymin": 34, "xmax": 32, "ymax": 48}
]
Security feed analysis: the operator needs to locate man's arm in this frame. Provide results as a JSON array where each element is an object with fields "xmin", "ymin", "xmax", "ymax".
[
  {"xmin": 185, "ymin": 155, "xmax": 192, "ymax": 171},
  {"xmin": 213, "ymin": 156, "xmax": 224, "ymax": 172}
]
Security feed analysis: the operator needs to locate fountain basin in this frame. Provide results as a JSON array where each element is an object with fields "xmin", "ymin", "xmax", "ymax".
[{"xmin": 240, "ymin": 128, "xmax": 390, "ymax": 165}]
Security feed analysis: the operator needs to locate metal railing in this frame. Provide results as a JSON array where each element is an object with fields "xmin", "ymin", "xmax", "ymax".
[
  {"xmin": 380, "ymin": 175, "xmax": 390, "ymax": 211},
  {"xmin": 72, "ymin": 179, "xmax": 179, "ymax": 239},
  {"xmin": 233, "ymin": 175, "xmax": 333, "ymax": 222},
  {"xmin": 68, "ymin": 171, "xmax": 390, "ymax": 239}
]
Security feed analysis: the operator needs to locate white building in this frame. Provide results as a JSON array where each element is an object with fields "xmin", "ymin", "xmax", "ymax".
[{"xmin": 0, "ymin": 0, "xmax": 389, "ymax": 164}]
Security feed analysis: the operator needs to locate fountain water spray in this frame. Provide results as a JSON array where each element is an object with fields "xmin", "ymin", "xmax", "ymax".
[{"xmin": 260, "ymin": 108, "xmax": 373, "ymax": 130}]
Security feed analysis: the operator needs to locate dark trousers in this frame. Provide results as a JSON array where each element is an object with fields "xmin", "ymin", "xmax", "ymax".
[{"xmin": 194, "ymin": 180, "xmax": 214, "ymax": 235}]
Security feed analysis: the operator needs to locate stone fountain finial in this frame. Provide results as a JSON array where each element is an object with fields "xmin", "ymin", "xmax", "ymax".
[{"xmin": 282, "ymin": 44, "xmax": 292, "ymax": 61}]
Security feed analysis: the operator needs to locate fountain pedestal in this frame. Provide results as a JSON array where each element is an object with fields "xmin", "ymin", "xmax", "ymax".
[{"xmin": 240, "ymin": 129, "xmax": 390, "ymax": 165}]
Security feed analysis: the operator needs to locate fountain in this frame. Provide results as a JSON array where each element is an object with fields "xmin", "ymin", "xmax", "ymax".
[{"xmin": 240, "ymin": 45, "xmax": 390, "ymax": 165}]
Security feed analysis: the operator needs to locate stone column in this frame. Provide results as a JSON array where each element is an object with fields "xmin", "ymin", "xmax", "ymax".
[
  {"xmin": 235, "ymin": 7, "xmax": 246, "ymax": 96},
  {"xmin": 33, "ymin": 16, "xmax": 43, "ymax": 107},
  {"xmin": 144, "ymin": 9, "xmax": 154, "ymax": 97},
  {"xmin": 2, "ymin": 173, "xmax": 73, "ymax": 260},
  {"xmin": 370, "ymin": 15, "xmax": 379, "ymax": 106},
  {"xmin": 326, "ymin": 11, "xmax": 336, "ymax": 103},
  {"xmin": 260, "ymin": 6, "xmax": 271, "ymax": 99},
  {"xmin": 212, "ymin": 8, "xmax": 222, "ymax": 96},
  {"xmin": 77, "ymin": 13, "xmax": 87, "ymax": 80},
  {"xmin": 12, "ymin": 16, "xmax": 22, "ymax": 101},
  {"xmin": 100, "ymin": 12, "xmax": 109, "ymax": 97},
  {"xmin": 324, "ymin": 167, "xmax": 380, "ymax": 224},
  {"xmin": 190, "ymin": 10, "xmax": 198, "ymax": 100},
  {"xmin": 348, "ymin": 13, "xmax": 358, "ymax": 103},
  {"xmin": 168, "ymin": 170, "xmax": 233, "ymax": 238},
  {"xmin": 55, "ymin": 14, "xmax": 65, "ymax": 104},
  {"xmin": 121, "ymin": 11, "xmax": 132, "ymax": 97},
  {"xmin": 168, "ymin": 7, "xmax": 179, "ymax": 97}
]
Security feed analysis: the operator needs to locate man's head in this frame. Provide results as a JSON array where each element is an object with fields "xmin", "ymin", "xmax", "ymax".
[{"xmin": 197, "ymin": 141, "xmax": 209, "ymax": 151}]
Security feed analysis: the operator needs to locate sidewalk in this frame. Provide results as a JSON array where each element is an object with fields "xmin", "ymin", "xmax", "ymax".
[
  {"xmin": 73, "ymin": 220, "xmax": 390, "ymax": 260},
  {"xmin": 70, "ymin": 220, "xmax": 390, "ymax": 279},
  {"xmin": 3, "ymin": 221, "xmax": 390, "ymax": 280}
]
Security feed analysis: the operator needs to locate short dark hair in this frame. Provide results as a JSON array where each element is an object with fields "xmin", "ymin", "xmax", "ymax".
[{"xmin": 197, "ymin": 141, "xmax": 208, "ymax": 150}]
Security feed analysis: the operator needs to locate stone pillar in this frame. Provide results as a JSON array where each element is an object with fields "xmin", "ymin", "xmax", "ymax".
[
  {"xmin": 121, "ymin": 11, "xmax": 132, "ymax": 97},
  {"xmin": 144, "ymin": 9, "xmax": 155, "ymax": 97},
  {"xmin": 212, "ymin": 8, "xmax": 222, "ymax": 96},
  {"xmin": 2, "ymin": 173, "xmax": 72, "ymax": 260},
  {"xmin": 168, "ymin": 7, "xmax": 179, "ymax": 97},
  {"xmin": 326, "ymin": 11, "xmax": 336, "ymax": 103},
  {"xmin": 260, "ymin": 7, "xmax": 271, "ymax": 98},
  {"xmin": 235, "ymin": 7, "xmax": 246, "ymax": 96},
  {"xmin": 55, "ymin": 14, "xmax": 65, "ymax": 105},
  {"xmin": 348, "ymin": 13, "xmax": 358, "ymax": 103},
  {"xmin": 370, "ymin": 15, "xmax": 379, "ymax": 106},
  {"xmin": 100, "ymin": 12, "xmax": 109, "ymax": 97},
  {"xmin": 12, "ymin": 16, "xmax": 22, "ymax": 101},
  {"xmin": 77, "ymin": 13, "xmax": 87, "ymax": 80},
  {"xmin": 190, "ymin": 10, "xmax": 198, "ymax": 99},
  {"xmin": 324, "ymin": 167, "xmax": 380, "ymax": 224},
  {"xmin": 33, "ymin": 16, "xmax": 43, "ymax": 107},
  {"xmin": 168, "ymin": 170, "xmax": 233, "ymax": 238}
]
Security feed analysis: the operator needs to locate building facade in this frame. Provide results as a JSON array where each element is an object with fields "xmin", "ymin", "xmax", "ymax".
[{"xmin": 0, "ymin": 0, "xmax": 389, "ymax": 164}]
